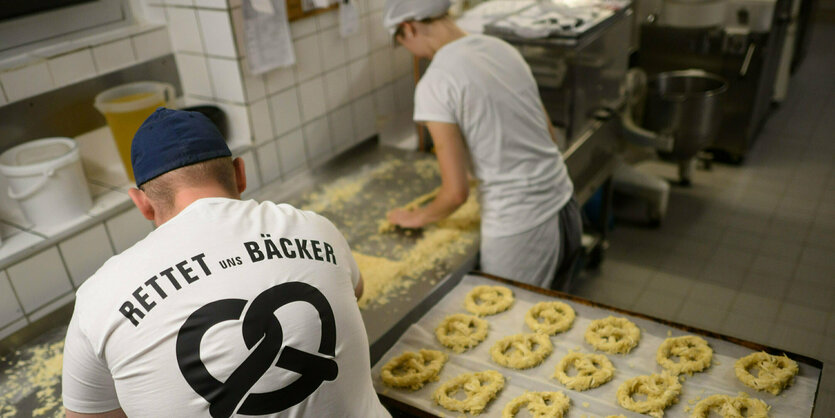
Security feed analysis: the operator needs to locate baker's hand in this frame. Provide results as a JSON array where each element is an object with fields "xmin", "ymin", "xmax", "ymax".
[{"xmin": 387, "ymin": 208, "xmax": 426, "ymax": 229}]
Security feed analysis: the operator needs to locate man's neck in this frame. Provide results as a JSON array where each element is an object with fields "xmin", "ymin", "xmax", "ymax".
[
  {"xmin": 427, "ymin": 19, "xmax": 467, "ymax": 58},
  {"xmin": 155, "ymin": 187, "xmax": 239, "ymax": 226}
]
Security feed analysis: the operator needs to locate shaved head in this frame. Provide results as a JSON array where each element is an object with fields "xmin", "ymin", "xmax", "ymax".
[{"xmin": 139, "ymin": 157, "xmax": 237, "ymax": 212}]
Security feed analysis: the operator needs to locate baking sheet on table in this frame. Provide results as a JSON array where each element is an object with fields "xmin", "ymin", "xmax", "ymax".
[{"xmin": 371, "ymin": 275, "xmax": 821, "ymax": 417}]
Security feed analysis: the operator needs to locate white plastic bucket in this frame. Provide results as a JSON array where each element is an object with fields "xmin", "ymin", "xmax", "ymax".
[{"xmin": 0, "ymin": 138, "xmax": 93, "ymax": 228}]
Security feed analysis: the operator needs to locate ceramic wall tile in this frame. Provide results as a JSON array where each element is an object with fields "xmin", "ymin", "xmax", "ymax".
[
  {"xmin": 269, "ymin": 87, "xmax": 302, "ymax": 136},
  {"xmin": 167, "ymin": 7, "xmax": 205, "ymax": 54},
  {"xmin": 324, "ymin": 67, "xmax": 350, "ymax": 111},
  {"xmin": 265, "ymin": 65, "xmax": 296, "ymax": 94},
  {"xmin": 347, "ymin": 57, "xmax": 373, "ymax": 99},
  {"xmin": 249, "ymin": 98, "xmax": 274, "ymax": 144},
  {"xmin": 0, "ymin": 62, "xmax": 55, "ymax": 103},
  {"xmin": 198, "ymin": 9, "xmax": 238, "ymax": 58},
  {"xmin": 293, "ymin": 35, "xmax": 323, "ymax": 82},
  {"xmin": 176, "ymin": 53, "xmax": 214, "ymax": 98},
  {"xmin": 303, "ymin": 117, "xmax": 332, "ymax": 165},
  {"xmin": 256, "ymin": 141, "xmax": 281, "ymax": 184},
  {"xmin": 132, "ymin": 28, "xmax": 173, "ymax": 62},
  {"xmin": 59, "ymin": 224, "xmax": 114, "ymax": 287},
  {"xmin": 6, "ymin": 247, "xmax": 72, "ymax": 314},
  {"xmin": 48, "ymin": 49, "xmax": 97, "ymax": 87},
  {"xmin": 298, "ymin": 77, "xmax": 327, "ymax": 123},
  {"xmin": 319, "ymin": 27, "xmax": 347, "ymax": 71},
  {"xmin": 93, "ymin": 38, "xmax": 138, "ymax": 74},
  {"xmin": 277, "ymin": 129, "xmax": 307, "ymax": 176},
  {"xmin": 352, "ymin": 94, "xmax": 376, "ymax": 142},
  {"xmin": 207, "ymin": 57, "xmax": 246, "ymax": 102},
  {"xmin": 328, "ymin": 105, "xmax": 356, "ymax": 154},
  {"xmin": 0, "ymin": 271, "xmax": 23, "ymax": 330}
]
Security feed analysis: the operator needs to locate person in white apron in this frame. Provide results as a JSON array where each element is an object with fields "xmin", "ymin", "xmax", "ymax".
[{"xmin": 383, "ymin": 0, "xmax": 582, "ymax": 289}]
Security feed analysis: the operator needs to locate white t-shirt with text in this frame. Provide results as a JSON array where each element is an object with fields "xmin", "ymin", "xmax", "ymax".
[
  {"xmin": 62, "ymin": 198, "xmax": 390, "ymax": 418},
  {"xmin": 414, "ymin": 34, "xmax": 574, "ymax": 237}
]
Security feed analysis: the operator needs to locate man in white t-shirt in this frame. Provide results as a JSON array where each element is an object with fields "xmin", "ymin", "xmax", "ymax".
[
  {"xmin": 62, "ymin": 108, "xmax": 390, "ymax": 418},
  {"xmin": 382, "ymin": 0, "xmax": 582, "ymax": 289}
]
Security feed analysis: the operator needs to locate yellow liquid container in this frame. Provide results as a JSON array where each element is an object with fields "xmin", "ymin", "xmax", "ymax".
[{"xmin": 94, "ymin": 82, "xmax": 174, "ymax": 181}]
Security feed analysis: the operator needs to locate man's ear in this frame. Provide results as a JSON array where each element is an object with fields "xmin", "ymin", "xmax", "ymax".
[
  {"xmin": 401, "ymin": 21, "xmax": 418, "ymax": 39},
  {"xmin": 128, "ymin": 188, "xmax": 155, "ymax": 221},
  {"xmin": 232, "ymin": 157, "xmax": 247, "ymax": 195}
]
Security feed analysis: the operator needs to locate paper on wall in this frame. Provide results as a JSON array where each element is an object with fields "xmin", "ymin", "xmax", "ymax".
[
  {"xmin": 339, "ymin": 0, "xmax": 360, "ymax": 38},
  {"xmin": 243, "ymin": 0, "xmax": 296, "ymax": 75}
]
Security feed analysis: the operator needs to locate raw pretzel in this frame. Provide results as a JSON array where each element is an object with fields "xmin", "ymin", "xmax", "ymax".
[
  {"xmin": 501, "ymin": 391, "xmax": 570, "ymax": 418},
  {"xmin": 433, "ymin": 370, "xmax": 505, "ymax": 415},
  {"xmin": 616, "ymin": 373, "xmax": 681, "ymax": 418},
  {"xmin": 553, "ymin": 352, "xmax": 615, "ymax": 391},
  {"xmin": 465, "ymin": 285, "xmax": 514, "ymax": 316},
  {"xmin": 435, "ymin": 313, "xmax": 489, "ymax": 353},
  {"xmin": 525, "ymin": 301, "xmax": 576, "ymax": 335},
  {"xmin": 734, "ymin": 352, "xmax": 799, "ymax": 395},
  {"xmin": 491, "ymin": 333, "xmax": 553, "ymax": 369},
  {"xmin": 585, "ymin": 316, "xmax": 641, "ymax": 354},
  {"xmin": 656, "ymin": 335, "xmax": 713, "ymax": 375},
  {"xmin": 691, "ymin": 393, "xmax": 770, "ymax": 418},
  {"xmin": 380, "ymin": 349, "xmax": 448, "ymax": 390}
]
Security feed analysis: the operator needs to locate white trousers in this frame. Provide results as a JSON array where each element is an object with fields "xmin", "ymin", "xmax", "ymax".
[{"xmin": 479, "ymin": 214, "xmax": 561, "ymax": 289}]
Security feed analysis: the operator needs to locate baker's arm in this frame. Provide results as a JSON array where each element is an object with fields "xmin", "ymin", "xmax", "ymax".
[
  {"xmin": 355, "ymin": 274, "xmax": 364, "ymax": 299},
  {"xmin": 542, "ymin": 103, "xmax": 559, "ymax": 146},
  {"xmin": 387, "ymin": 121, "xmax": 470, "ymax": 228},
  {"xmin": 66, "ymin": 408, "xmax": 126, "ymax": 418}
]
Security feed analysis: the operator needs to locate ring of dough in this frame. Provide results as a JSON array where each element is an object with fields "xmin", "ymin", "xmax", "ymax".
[
  {"xmin": 585, "ymin": 316, "xmax": 641, "ymax": 354},
  {"xmin": 501, "ymin": 391, "xmax": 570, "ymax": 418},
  {"xmin": 465, "ymin": 285, "xmax": 514, "ymax": 316},
  {"xmin": 433, "ymin": 370, "xmax": 505, "ymax": 415},
  {"xmin": 380, "ymin": 349, "xmax": 448, "ymax": 390},
  {"xmin": 525, "ymin": 301, "xmax": 576, "ymax": 335},
  {"xmin": 491, "ymin": 333, "xmax": 553, "ymax": 369},
  {"xmin": 553, "ymin": 352, "xmax": 615, "ymax": 391},
  {"xmin": 616, "ymin": 373, "xmax": 681, "ymax": 418},
  {"xmin": 656, "ymin": 335, "xmax": 713, "ymax": 375},
  {"xmin": 435, "ymin": 313, "xmax": 489, "ymax": 353},
  {"xmin": 691, "ymin": 394, "xmax": 770, "ymax": 418},
  {"xmin": 734, "ymin": 351, "xmax": 799, "ymax": 395}
]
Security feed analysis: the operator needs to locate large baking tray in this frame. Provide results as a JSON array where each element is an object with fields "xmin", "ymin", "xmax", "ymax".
[{"xmin": 372, "ymin": 273, "xmax": 823, "ymax": 417}]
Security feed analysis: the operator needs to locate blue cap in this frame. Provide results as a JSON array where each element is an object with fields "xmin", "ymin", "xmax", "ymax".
[{"xmin": 131, "ymin": 108, "xmax": 231, "ymax": 186}]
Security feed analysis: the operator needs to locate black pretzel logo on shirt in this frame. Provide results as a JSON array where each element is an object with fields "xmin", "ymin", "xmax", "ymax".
[{"xmin": 176, "ymin": 282, "xmax": 338, "ymax": 418}]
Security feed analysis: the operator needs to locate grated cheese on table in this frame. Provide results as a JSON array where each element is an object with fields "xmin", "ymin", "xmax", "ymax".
[{"xmin": 0, "ymin": 340, "xmax": 64, "ymax": 417}]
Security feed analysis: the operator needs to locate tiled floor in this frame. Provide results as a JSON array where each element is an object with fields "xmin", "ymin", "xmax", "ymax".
[{"xmin": 572, "ymin": 22, "xmax": 835, "ymax": 417}]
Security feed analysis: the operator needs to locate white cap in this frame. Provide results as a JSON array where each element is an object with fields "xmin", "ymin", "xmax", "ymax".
[{"xmin": 382, "ymin": 0, "xmax": 452, "ymax": 35}]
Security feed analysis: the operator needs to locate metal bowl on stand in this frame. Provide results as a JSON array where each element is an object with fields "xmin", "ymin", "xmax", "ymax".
[{"xmin": 644, "ymin": 69, "xmax": 728, "ymax": 184}]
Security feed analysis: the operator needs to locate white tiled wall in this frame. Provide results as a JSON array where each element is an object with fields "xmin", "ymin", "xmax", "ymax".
[
  {"xmin": 6, "ymin": 248, "xmax": 73, "ymax": 315},
  {"xmin": 92, "ymin": 38, "xmax": 139, "ymax": 74},
  {"xmin": 0, "ymin": 25, "xmax": 171, "ymax": 105},
  {"xmin": 58, "ymin": 224, "xmax": 115, "ymax": 287},
  {"xmin": 0, "ymin": 62, "xmax": 55, "ymax": 103},
  {"xmin": 48, "ymin": 50, "xmax": 97, "ymax": 88},
  {"xmin": 0, "ymin": 271, "xmax": 23, "ymax": 330}
]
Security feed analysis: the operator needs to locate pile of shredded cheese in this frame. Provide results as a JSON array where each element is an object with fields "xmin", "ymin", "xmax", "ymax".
[
  {"xmin": 0, "ymin": 340, "xmax": 65, "ymax": 418},
  {"xmin": 296, "ymin": 156, "xmax": 481, "ymax": 310}
]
